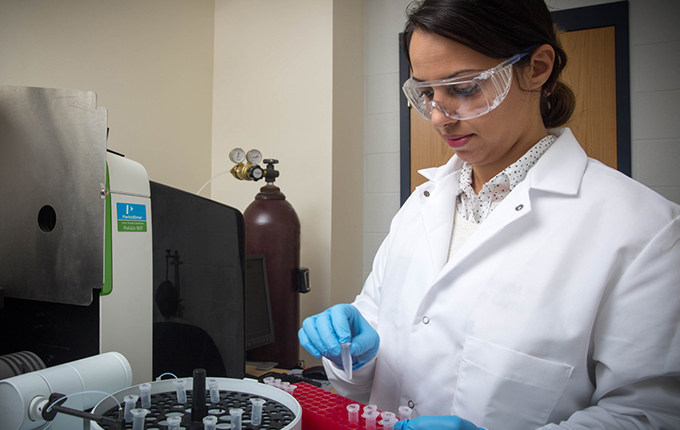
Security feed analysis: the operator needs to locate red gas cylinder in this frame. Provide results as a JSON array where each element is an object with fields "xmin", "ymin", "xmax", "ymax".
[{"xmin": 244, "ymin": 159, "xmax": 302, "ymax": 369}]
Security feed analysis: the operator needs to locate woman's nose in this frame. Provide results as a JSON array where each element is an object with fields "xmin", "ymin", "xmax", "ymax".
[{"xmin": 430, "ymin": 102, "xmax": 457, "ymax": 129}]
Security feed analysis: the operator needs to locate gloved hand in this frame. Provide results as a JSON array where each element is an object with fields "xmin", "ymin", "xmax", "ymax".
[
  {"xmin": 395, "ymin": 416, "xmax": 483, "ymax": 430},
  {"xmin": 298, "ymin": 304, "xmax": 379, "ymax": 370}
]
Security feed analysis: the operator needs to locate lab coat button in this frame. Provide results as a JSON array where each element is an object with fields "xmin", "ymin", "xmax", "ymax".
[
  {"xmin": 423, "ymin": 190, "xmax": 430, "ymax": 197},
  {"xmin": 515, "ymin": 204, "xmax": 524, "ymax": 211},
  {"xmin": 422, "ymin": 316, "xmax": 430, "ymax": 324}
]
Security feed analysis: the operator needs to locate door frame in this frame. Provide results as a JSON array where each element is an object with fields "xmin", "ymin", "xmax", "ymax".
[{"xmin": 398, "ymin": 1, "xmax": 631, "ymax": 205}]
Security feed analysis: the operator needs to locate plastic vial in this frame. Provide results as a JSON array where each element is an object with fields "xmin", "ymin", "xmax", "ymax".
[
  {"xmin": 346, "ymin": 403, "xmax": 360, "ymax": 424},
  {"xmin": 363, "ymin": 410, "xmax": 379, "ymax": 430},
  {"xmin": 363, "ymin": 404, "xmax": 378, "ymax": 416},
  {"xmin": 250, "ymin": 398, "xmax": 266, "ymax": 426},
  {"xmin": 123, "ymin": 394, "xmax": 139, "ymax": 423},
  {"xmin": 398, "ymin": 405, "xmax": 413, "ymax": 420},
  {"xmin": 167, "ymin": 415, "xmax": 182, "ymax": 430},
  {"xmin": 209, "ymin": 378, "xmax": 220, "ymax": 403},
  {"xmin": 174, "ymin": 379, "xmax": 187, "ymax": 404},
  {"xmin": 340, "ymin": 342, "xmax": 353, "ymax": 379},
  {"xmin": 380, "ymin": 416, "xmax": 399, "ymax": 429},
  {"xmin": 139, "ymin": 383, "xmax": 152, "ymax": 408},
  {"xmin": 229, "ymin": 408, "xmax": 244, "ymax": 430},
  {"xmin": 203, "ymin": 415, "xmax": 218, "ymax": 430},
  {"xmin": 130, "ymin": 408, "xmax": 149, "ymax": 430}
]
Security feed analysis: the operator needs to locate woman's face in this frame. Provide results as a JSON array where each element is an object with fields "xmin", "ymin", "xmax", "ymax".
[{"xmin": 408, "ymin": 29, "xmax": 547, "ymax": 183}]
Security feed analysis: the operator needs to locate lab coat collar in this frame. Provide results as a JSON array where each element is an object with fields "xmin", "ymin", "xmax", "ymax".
[
  {"xmin": 527, "ymin": 128, "xmax": 587, "ymax": 196},
  {"xmin": 416, "ymin": 127, "xmax": 587, "ymax": 196}
]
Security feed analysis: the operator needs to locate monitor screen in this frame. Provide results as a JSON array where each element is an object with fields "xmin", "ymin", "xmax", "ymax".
[{"xmin": 244, "ymin": 254, "xmax": 275, "ymax": 350}]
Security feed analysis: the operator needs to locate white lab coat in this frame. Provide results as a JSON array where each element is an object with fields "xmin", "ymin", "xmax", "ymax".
[{"xmin": 324, "ymin": 128, "xmax": 680, "ymax": 429}]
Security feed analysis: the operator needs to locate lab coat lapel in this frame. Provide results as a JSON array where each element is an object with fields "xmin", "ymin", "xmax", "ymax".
[{"xmin": 416, "ymin": 158, "xmax": 462, "ymax": 273}]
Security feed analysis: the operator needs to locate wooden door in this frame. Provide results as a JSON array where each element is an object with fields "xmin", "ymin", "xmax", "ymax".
[{"xmin": 400, "ymin": 2, "xmax": 630, "ymax": 200}]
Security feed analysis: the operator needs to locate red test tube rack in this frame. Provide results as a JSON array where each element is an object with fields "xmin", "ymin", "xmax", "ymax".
[{"xmin": 291, "ymin": 382, "xmax": 394, "ymax": 430}]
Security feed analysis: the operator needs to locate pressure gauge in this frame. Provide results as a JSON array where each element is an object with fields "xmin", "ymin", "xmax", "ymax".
[
  {"xmin": 229, "ymin": 148, "xmax": 246, "ymax": 164},
  {"xmin": 246, "ymin": 149, "xmax": 263, "ymax": 165}
]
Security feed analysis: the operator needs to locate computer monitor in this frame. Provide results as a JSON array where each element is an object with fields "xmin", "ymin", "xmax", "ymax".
[{"xmin": 244, "ymin": 254, "xmax": 275, "ymax": 351}]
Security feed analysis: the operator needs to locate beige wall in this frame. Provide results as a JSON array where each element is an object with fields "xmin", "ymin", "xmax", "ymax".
[
  {"xmin": 0, "ymin": 0, "xmax": 215, "ymax": 194},
  {"xmin": 212, "ymin": 0, "xmax": 364, "ymax": 367}
]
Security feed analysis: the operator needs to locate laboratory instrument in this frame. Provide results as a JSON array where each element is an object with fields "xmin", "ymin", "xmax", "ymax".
[
  {"xmin": 90, "ymin": 372, "xmax": 302, "ymax": 430},
  {"xmin": 0, "ymin": 86, "xmax": 153, "ymax": 384}
]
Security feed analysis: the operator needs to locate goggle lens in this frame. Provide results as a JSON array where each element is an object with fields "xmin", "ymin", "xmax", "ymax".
[{"xmin": 402, "ymin": 53, "xmax": 525, "ymax": 121}]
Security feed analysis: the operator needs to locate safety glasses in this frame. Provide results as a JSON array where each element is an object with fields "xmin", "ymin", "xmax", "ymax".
[{"xmin": 402, "ymin": 52, "xmax": 528, "ymax": 121}]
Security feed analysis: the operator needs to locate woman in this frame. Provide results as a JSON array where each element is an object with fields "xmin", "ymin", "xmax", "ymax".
[{"xmin": 299, "ymin": 1, "xmax": 680, "ymax": 428}]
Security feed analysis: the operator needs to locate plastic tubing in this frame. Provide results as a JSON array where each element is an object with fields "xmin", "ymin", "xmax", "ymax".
[
  {"xmin": 346, "ymin": 403, "xmax": 360, "ymax": 424},
  {"xmin": 139, "ymin": 383, "xmax": 152, "ymax": 408},
  {"xmin": 203, "ymin": 415, "xmax": 218, "ymax": 430},
  {"xmin": 167, "ymin": 415, "xmax": 182, "ymax": 430},
  {"xmin": 208, "ymin": 378, "xmax": 220, "ymax": 403},
  {"xmin": 123, "ymin": 394, "xmax": 139, "ymax": 423},
  {"xmin": 250, "ymin": 398, "xmax": 266, "ymax": 426},
  {"xmin": 341, "ymin": 342, "xmax": 353, "ymax": 379},
  {"xmin": 230, "ymin": 408, "xmax": 244, "ymax": 430},
  {"xmin": 398, "ymin": 405, "xmax": 413, "ymax": 420},
  {"xmin": 174, "ymin": 379, "xmax": 187, "ymax": 404},
  {"xmin": 130, "ymin": 408, "xmax": 149, "ymax": 430}
]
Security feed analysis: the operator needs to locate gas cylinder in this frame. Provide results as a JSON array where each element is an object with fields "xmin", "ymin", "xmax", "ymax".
[{"xmin": 244, "ymin": 159, "xmax": 302, "ymax": 369}]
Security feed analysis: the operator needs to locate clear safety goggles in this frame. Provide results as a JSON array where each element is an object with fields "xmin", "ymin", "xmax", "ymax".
[{"xmin": 402, "ymin": 52, "xmax": 528, "ymax": 121}]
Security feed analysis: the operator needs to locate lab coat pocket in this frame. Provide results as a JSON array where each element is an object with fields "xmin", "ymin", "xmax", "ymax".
[{"xmin": 454, "ymin": 336, "xmax": 573, "ymax": 430}]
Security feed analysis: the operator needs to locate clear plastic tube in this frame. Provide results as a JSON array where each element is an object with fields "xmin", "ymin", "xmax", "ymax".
[
  {"xmin": 130, "ymin": 408, "xmax": 149, "ymax": 430},
  {"xmin": 208, "ymin": 378, "xmax": 220, "ymax": 403},
  {"xmin": 167, "ymin": 415, "xmax": 182, "ymax": 430},
  {"xmin": 230, "ymin": 407, "xmax": 244, "ymax": 430},
  {"xmin": 203, "ymin": 415, "xmax": 218, "ymax": 430},
  {"xmin": 380, "ymin": 416, "xmax": 399, "ymax": 429},
  {"xmin": 173, "ymin": 379, "xmax": 187, "ymax": 404},
  {"xmin": 250, "ymin": 398, "xmax": 266, "ymax": 426},
  {"xmin": 139, "ymin": 383, "xmax": 152, "ymax": 408},
  {"xmin": 398, "ymin": 405, "xmax": 413, "ymax": 420},
  {"xmin": 341, "ymin": 342, "xmax": 353, "ymax": 379},
  {"xmin": 346, "ymin": 403, "xmax": 360, "ymax": 424},
  {"xmin": 363, "ymin": 409, "xmax": 379, "ymax": 430},
  {"xmin": 123, "ymin": 394, "xmax": 139, "ymax": 423}
]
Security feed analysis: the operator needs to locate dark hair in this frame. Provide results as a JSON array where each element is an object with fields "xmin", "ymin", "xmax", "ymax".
[{"xmin": 401, "ymin": 0, "xmax": 575, "ymax": 128}]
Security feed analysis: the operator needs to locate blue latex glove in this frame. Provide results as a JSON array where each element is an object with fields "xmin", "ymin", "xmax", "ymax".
[
  {"xmin": 298, "ymin": 304, "xmax": 379, "ymax": 370},
  {"xmin": 395, "ymin": 416, "xmax": 483, "ymax": 430}
]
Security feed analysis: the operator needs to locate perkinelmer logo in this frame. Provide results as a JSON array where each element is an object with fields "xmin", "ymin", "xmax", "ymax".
[{"xmin": 116, "ymin": 203, "xmax": 147, "ymax": 232}]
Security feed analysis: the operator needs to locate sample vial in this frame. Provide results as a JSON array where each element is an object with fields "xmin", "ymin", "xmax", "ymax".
[
  {"xmin": 139, "ymin": 383, "xmax": 152, "ymax": 408},
  {"xmin": 398, "ymin": 405, "xmax": 413, "ymax": 420},
  {"xmin": 230, "ymin": 407, "xmax": 244, "ymax": 430},
  {"xmin": 130, "ymin": 408, "xmax": 149, "ymax": 430},
  {"xmin": 363, "ymin": 410, "xmax": 379, "ymax": 430},
  {"xmin": 167, "ymin": 415, "xmax": 182, "ymax": 430},
  {"xmin": 203, "ymin": 415, "xmax": 218, "ymax": 430},
  {"xmin": 174, "ymin": 379, "xmax": 187, "ymax": 404},
  {"xmin": 346, "ymin": 403, "xmax": 360, "ymax": 424},
  {"xmin": 250, "ymin": 398, "xmax": 266, "ymax": 426},
  {"xmin": 209, "ymin": 378, "xmax": 220, "ymax": 403},
  {"xmin": 380, "ymin": 416, "xmax": 399, "ymax": 429},
  {"xmin": 123, "ymin": 394, "xmax": 139, "ymax": 423}
]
